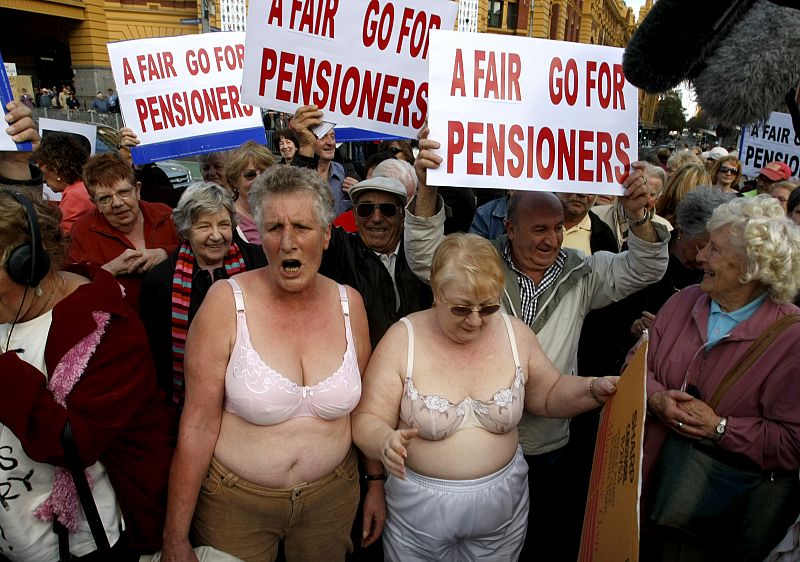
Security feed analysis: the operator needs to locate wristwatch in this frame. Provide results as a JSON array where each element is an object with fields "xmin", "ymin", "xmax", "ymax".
[
  {"xmin": 714, "ymin": 417, "xmax": 728, "ymax": 441},
  {"xmin": 624, "ymin": 207, "xmax": 651, "ymax": 228}
]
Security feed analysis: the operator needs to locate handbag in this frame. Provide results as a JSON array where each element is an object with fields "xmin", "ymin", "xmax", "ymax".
[{"xmin": 648, "ymin": 314, "xmax": 800, "ymax": 559}]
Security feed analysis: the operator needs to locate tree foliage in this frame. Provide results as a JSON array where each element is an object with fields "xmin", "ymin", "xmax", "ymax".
[{"xmin": 655, "ymin": 90, "xmax": 687, "ymax": 131}]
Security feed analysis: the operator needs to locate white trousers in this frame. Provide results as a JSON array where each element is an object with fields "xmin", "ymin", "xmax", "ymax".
[{"xmin": 383, "ymin": 446, "xmax": 529, "ymax": 562}]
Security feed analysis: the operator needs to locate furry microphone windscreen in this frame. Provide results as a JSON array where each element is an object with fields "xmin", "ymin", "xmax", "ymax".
[
  {"xmin": 622, "ymin": 0, "xmax": 756, "ymax": 93},
  {"xmin": 694, "ymin": 0, "xmax": 800, "ymax": 127}
]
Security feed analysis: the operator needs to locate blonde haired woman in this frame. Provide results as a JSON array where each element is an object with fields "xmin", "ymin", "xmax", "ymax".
[{"xmin": 353, "ymin": 233, "xmax": 618, "ymax": 561}]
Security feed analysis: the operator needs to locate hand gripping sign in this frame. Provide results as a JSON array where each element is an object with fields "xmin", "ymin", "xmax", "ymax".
[
  {"xmin": 107, "ymin": 32, "xmax": 267, "ymax": 165},
  {"xmin": 241, "ymin": 0, "xmax": 458, "ymax": 138},
  {"xmin": 427, "ymin": 31, "xmax": 639, "ymax": 196}
]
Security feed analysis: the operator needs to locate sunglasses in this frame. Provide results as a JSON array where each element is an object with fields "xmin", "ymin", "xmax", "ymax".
[
  {"xmin": 441, "ymin": 294, "xmax": 501, "ymax": 317},
  {"xmin": 355, "ymin": 202, "xmax": 400, "ymax": 218},
  {"xmin": 718, "ymin": 166, "xmax": 738, "ymax": 175},
  {"xmin": 242, "ymin": 169, "xmax": 262, "ymax": 181},
  {"xmin": 389, "ymin": 146, "xmax": 402, "ymax": 155}
]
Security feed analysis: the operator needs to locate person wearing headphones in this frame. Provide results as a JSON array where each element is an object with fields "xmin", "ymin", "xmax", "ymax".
[{"xmin": 0, "ymin": 102, "xmax": 176, "ymax": 561}]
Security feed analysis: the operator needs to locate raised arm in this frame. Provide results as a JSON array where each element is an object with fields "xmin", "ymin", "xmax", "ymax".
[
  {"xmin": 403, "ymin": 126, "xmax": 447, "ymax": 283},
  {"xmin": 517, "ymin": 317, "xmax": 618, "ymax": 417},
  {"xmin": 161, "ymin": 281, "xmax": 234, "ymax": 562}
]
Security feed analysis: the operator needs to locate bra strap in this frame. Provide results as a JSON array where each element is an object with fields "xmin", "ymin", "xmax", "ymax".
[
  {"xmin": 501, "ymin": 313, "xmax": 522, "ymax": 370},
  {"xmin": 225, "ymin": 278, "xmax": 246, "ymax": 313},
  {"xmin": 337, "ymin": 283, "xmax": 350, "ymax": 317},
  {"xmin": 399, "ymin": 317, "xmax": 415, "ymax": 381}
]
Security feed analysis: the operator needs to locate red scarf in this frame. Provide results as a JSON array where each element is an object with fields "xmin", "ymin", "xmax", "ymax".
[{"xmin": 171, "ymin": 241, "xmax": 246, "ymax": 405}]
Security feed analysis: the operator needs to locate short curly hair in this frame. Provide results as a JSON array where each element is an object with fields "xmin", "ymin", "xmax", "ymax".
[
  {"xmin": 173, "ymin": 182, "xmax": 237, "ymax": 240},
  {"xmin": 249, "ymin": 165, "xmax": 334, "ymax": 232},
  {"xmin": 34, "ymin": 132, "xmax": 90, "ymax": 184},
  {"xmin": 706, "ymin": 195, "xmax": 800, "ymax": 303},
  {"xmin": 431, "ymin": 233, "xmax": 505, "ymax": 301}
]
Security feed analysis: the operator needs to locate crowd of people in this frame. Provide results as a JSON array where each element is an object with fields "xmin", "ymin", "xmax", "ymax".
[{"xmin": 1, "ymin": 95, "xmax": 800, "ymax": 562}]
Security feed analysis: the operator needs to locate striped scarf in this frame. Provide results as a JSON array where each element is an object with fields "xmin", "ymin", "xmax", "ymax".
[{"xmin": 171, "ymin": 241, "xmax": 246, "ymax": 405}]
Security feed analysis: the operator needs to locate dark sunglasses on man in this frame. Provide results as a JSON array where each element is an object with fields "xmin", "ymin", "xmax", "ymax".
[{"xmin": 355, "ymin": 202, "xmax": 401, "ymax": 218}]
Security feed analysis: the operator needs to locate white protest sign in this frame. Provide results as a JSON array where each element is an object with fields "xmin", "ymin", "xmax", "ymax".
[
  {"xmin": 427, "ymin": 31, "xmax": 638, "ymax": 195},
  {"xmin": 39, "ymin": 118, "xmax": 98, "ymax": 155},
  {"xmin": 241, "ymin": 0, "xmax": 458, "ymax": 138},
  {"xmin": 739, "ymin": 112, "xmax": 800, "ymax": 179},
  {"xmin": 107, "ymin": 32, "xmax": 266, "ymax": 164}
]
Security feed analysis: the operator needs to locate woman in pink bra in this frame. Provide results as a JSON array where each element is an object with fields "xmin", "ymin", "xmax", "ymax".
[
  {"xmin": 162, "ymin": 166, "xmax": 383, "ymax": 562},
  {"xmin": 353, "ymin": 234, "xmax": 619, "ymax": 561}
]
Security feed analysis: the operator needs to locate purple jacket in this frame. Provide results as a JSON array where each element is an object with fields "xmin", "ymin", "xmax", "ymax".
[{"xmin": 642, "ymin": 285, "xmax": 800, "ymax": 490}]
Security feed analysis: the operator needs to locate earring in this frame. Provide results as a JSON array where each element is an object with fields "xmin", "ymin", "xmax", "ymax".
[
  {"xmin": 35, "ymin": 285, "xmax": 43, "ymax": 297},
  {"xmin": 57, "ymin": 176, "xmax": 62, "ymax": 182}
]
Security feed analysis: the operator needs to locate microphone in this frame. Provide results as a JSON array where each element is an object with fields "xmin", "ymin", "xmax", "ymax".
[
  {"xmin": 622, "ymin": 0, "xmax": 756, "ymax": 93},
  {"xmin": 623, "ymin": 0, "xmax": 800, "ymax": 135},
  {"xmin": 693, "ymin": 0, "xmax": 800, "ymax": 127}
]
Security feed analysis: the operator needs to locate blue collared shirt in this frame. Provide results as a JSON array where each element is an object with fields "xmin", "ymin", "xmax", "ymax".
[{"xmin": 707, "ymin": 293, "xmax": 768, "ymax": 348}]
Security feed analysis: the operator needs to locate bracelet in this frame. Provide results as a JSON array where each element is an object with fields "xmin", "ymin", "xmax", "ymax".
[
  {"xmin": 364, "ymin": 473, "xmax": 386, "ymax": 481},
  {"xmin": 623, "ymin": 207, "xmax": 650, "ymax": 228},
  {"xmin": 588, "ymin": 377, "xmax": 604, "ymax": 405}
]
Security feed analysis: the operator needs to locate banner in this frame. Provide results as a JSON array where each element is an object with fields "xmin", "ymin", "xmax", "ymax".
[
  {"xmin": 427, "ymin": 31, "xmax": 638, "ymax": 195},
  {"xmin": 579, "ymin": 338, "xmax": 648, "ymax": 562},
  {"xmin": 739, "ymin": 112, "xmax": 800, "ymax": 179},
  {"xmin": 241, "ymin": 0, "xmax": 458, "ymax": 138},
  {"xmin": 107, "ymin": 32, "xmax": 267, "ymax": 165}
]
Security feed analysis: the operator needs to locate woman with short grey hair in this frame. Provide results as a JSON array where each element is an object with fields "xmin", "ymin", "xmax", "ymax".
[{"xmin": 140, "ymin": 181, "xmax": 266, "ymax": 408}]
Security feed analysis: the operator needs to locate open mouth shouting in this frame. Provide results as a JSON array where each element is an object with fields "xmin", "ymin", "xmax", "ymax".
[{"xmin": 282, "ymin": 259, "xmax": 302, "ymax": 274}]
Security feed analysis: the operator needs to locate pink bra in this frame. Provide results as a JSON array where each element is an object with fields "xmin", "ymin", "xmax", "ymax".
[
  {"xmin": 399, "ymin": 315, "xmax": 525, "ymax": 441},
  {"xmin": 223, "ymin": 278, "xmax": 361, "ymax": 426}
]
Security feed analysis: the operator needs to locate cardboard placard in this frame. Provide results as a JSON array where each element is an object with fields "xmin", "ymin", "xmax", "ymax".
[{"xmin": 739, "ymin": 112, "xmax": 800, "ymax": 179}]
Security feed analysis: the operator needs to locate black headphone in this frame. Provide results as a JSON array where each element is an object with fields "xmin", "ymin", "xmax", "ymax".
[{"xmin": 2, "ymin": 190, "xmax": 50, "ymax": 287}]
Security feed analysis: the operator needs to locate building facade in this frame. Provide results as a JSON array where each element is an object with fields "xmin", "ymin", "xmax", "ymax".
[
  {"xmin": 0, "ymin": 0, "xmax": 220, "ymax": 107},
  {"xmin": 220, "ymin": 0, "xmax": 245, "ymax": 31}
]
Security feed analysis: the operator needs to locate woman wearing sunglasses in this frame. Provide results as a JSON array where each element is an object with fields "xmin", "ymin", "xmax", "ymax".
[
  {"xmin": 225, "ymin": 141, "xmax": 275, "ymax": 244},
  {"xmin": 711, "ymin": 156, "xmax": 742, "ymax": 194},
  {"xmin": 352, "ymin": 233, "xmax": 618, "ymax": 562}
]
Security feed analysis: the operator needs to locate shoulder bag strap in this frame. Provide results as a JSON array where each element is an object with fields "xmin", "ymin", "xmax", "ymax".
[
  {"xmin": 708, "ymin": 314, "xmax": 800, "ymax": 409},
  {"xmin": 60, "ymin": 421, "xmax": 112, "ymax": 554}
]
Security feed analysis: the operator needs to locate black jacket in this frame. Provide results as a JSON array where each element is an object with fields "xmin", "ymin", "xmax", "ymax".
[
  {"xmin": 139, "ymin": 234, "xmax": 266, "ymax": 396},
  {"xmin": 321, "ymin": 227, "xmax": 432, "ymax": 349}
]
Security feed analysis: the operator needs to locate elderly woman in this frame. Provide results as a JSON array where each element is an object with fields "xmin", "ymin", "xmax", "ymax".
[
  {"xmin": 275, "ymin": 128, "xmax": 299, "ymax": 165},
  {"xmin": 710, "ymin": 155, "xmax": 742, "ymax": 193},
  {"xmin": 68, "ymin": 153, "xmax": 179, "ymax": 311},
  {"xmin": 656, "ymin": 162, "xmax": 711, "ymax": 225},
  {"xmin": 768, "ymin": 180, "xmax": 797, "ymax": 213},
  {"xmin": 0, "ymin": 190, "xmax": 174, "ymax": 560},
  {"xmin": 35, "ymin": 132, "xmax": 93, "ymax": 232},
  {"xmin": 162, "ymin": 166, "xmax": 383, "ymax": 562},
  {"xmin": 352, "ymin": 233, "xmax": 618, "ymax": 562},
  {"xmin": 226, "ymin": 141, "xmax": 275, "ymax": 244},
  {"xmin": 787, "ymin": 187, "xmax": 800, "ymax": 225},
  {"xmin": 199, "ymin": 151, "xmax": 230, "ymax": 190},
  {"xmin": 640, "ymin": 196, "xmax": 800, "ymax": 561},
  {"xmin": 140, "ymin": 182, "xmax": 266, "ymax": 408}
]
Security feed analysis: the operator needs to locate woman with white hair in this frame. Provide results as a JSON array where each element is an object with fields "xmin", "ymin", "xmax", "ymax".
[
  {"xmin": 639, "ymin": 195, "xmax": 800, "ymax": 561},
  {"xmin": 140, "ymin": 182, "xmax": 266, "ymax": 409}
]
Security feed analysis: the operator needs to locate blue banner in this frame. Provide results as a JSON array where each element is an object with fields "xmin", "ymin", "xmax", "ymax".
[{"xmin": 131, "ymin": 126, "xmax": 267, "ymax": 165}]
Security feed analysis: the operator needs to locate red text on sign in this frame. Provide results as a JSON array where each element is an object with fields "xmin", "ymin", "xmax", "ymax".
[
  {"xmin": 289, "ymin": 0, "xmax": 338, "ymax": 39},
  {"xmin": 549, "ymin": 57, "xmax": 626, "ymax": 109},
  {"xmin": 213, "ymin": 44, "xmax": 245, "ymax": 71},
  {"xmin": 135, "ymin": 85, "xmax": 254, "ymax": 133},
  {"xmin": 446, "ymin": 120, "xmax": 630, "ymax": 184},
  {"xmin": 123, "ymin": 52, "xmax": 177, "ymax": 85},
  {"xmin": 258, "ymin": 48, "xmax": 426, "ymax": 129},
  {"xmin": 362, "ymin": 1, "xmax": 439, "ymax": 59},
  {"xmin": 449, "ymin": 49, "xmax": 521, "ymax": 101}
]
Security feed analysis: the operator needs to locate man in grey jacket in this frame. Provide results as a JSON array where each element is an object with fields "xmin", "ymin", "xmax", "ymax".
[{"xmin": 404, "ymin": 128, "xmax": 669, "ymax": 561}]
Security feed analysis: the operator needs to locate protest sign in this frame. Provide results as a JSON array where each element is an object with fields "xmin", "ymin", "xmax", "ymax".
[
  {"xmin": 739, "ymin": 112, "xmax": 800, "ymax": 179},
  {"xmin": 241, "ymin": 0, "xmax": 458, "ymax": 138},
  {"xmin": 107, "ymin": 32, "xmax": 266, "ymax": 165},
  {"xmin": 427, "ymin": 31, "xmax": 638, "ymax": 195},
  {"xmin": 0, "ymin": 50, "xmax": 32, "ymax": 152},
  {"xmin": 579, "ymin": 337, "xmax": 648, "ymax": 562}
]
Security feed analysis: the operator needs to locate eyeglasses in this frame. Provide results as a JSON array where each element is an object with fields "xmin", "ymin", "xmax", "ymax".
[
  {"xmin": 441, "ymin": 294, "xmax": 501, "ymax": 317},
  {"xmin": 355, "ymin": 202, "xmax": 400, "ymax": 218},
  {"xmin": 719, "ymin": 166, "xmax": 738, "ymax": 175},
  {"xmin": 94, "ymin": 187, "xmax": 134, "ymax": 208},
  {"xmin": 242, "ymin": 169, "xmax": 262, "ymax": 181},
  {"xmin": 389, "ymin": 146, "xmax": 402, "ymax": 155}
]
